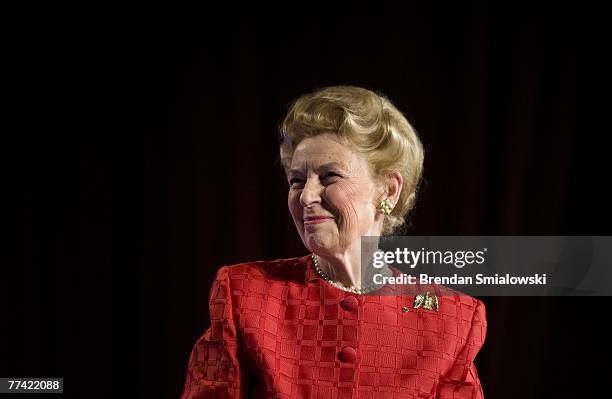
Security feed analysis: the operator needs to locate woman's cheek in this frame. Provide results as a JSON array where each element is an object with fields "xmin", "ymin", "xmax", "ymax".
[
  {"xmin": 329, "ymin": 185, "xmax": 360, "ymax": 237},
  {"xmin": 287, "ymin": 192, "xmax": 302, "ymax": 224}
]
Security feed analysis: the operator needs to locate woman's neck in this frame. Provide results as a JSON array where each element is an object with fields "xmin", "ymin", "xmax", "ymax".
[{"xmin": 315, "ymin": 240, "xmax": 386, "ymax": 290}]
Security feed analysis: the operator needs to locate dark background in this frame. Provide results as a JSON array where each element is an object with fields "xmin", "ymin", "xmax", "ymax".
[{"xmin": 6, "ymin": 8, "xmax": 611, "ymax": 399}]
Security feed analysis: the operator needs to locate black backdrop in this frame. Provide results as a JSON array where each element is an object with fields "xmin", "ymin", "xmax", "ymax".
[{"xmin": 6, "ymin": 9, "xmax": 611, "ymax": 399}]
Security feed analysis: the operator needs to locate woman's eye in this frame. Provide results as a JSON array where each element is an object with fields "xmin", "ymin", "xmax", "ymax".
[
  {"xmin": 322, "ymin": 172, "xmax": 342, "ymax": 180},
  {"xmin": 289, "ymin": 178, "xmax": 304, "ymax": 187}
]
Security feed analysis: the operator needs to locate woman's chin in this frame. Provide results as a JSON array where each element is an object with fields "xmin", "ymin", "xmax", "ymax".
[{"xmin": 305, "ymin": 236, "xmax": 338, "ymax": 255}]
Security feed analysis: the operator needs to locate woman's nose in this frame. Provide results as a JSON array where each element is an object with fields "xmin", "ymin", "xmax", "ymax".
[{"xmin": 299, "ymin": 179, "xmax": 323, "ymax": 207}]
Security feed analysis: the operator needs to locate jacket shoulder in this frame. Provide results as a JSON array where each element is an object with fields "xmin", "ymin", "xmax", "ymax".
[
  {"xmin": 219, "ymin": 255, "xmax": 309, "ymax": 283},
  {"xmin": 440, "ymin": 289, "xmax": 486, "ymax": 319}
]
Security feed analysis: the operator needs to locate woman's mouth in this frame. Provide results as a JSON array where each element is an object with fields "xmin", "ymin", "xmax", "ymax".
[{"xmin": 303, "ymin": 216, "xmax": 334, "ymax": 225}]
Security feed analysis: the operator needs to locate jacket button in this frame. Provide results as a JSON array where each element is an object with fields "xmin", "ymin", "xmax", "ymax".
[
  {"xmin": 339, "ymin": 347, "xmax": 357, "ymax": 363},
  {"xmin": 341, "ymin": 296, "xmax": 359, "ymax": 312}
]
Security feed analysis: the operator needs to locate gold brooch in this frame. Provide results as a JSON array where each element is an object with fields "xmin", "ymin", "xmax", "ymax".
[{"xmin": 413, "ymin": 292, "xmax": 438, "ymax": 311}]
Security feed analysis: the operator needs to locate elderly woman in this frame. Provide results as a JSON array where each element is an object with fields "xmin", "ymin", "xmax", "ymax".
[{"xmin": 179, "ymin": 86, "xmax": 487, "ymax": 399}]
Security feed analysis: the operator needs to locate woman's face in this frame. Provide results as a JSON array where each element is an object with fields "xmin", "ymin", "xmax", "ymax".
[{"xmin": 287, "ymin": 133, "xmax": 385, "ymax": 256}]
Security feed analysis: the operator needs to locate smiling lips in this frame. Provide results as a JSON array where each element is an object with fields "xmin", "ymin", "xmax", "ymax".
[{"xmin": 303, "ymin": 216, "xmax": 334, "ymax": 225}]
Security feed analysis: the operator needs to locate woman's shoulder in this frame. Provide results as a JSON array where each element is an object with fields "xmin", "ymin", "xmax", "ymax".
[
  {"xmin": 432, "ymin": 285, "xmax": 487, "ymax": 320},
  {"xmin": 214, "ymin": 254, "xmax": 311, "ymax": 283},
  {"xmin": 437, "ymin": 288, "xmax": 487, "ymax": 328}
]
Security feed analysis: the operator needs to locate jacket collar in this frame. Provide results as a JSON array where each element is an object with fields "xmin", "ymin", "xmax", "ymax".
[
  {"xmin": 303, "ymin": 254, "xmax": 322, "ymax": 283},
  {"xmin": 302, "ymin": 253, "xmax": 403, "ymax": 284}
]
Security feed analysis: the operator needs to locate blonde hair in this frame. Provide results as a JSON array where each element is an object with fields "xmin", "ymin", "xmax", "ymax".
[{"xmin": 279, "ymin": 85, "xmax": 424, "ymax": 235}]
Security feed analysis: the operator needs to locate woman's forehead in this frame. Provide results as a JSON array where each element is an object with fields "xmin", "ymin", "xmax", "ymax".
[{"xmin": 289, "ymin": 161, "xmax": 348, "ymax": 175}]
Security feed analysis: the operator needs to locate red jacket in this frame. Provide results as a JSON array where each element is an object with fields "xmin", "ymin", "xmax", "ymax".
[{"xmin": 179, "ymin": 255, "xmax": 487, "ymax": 399}]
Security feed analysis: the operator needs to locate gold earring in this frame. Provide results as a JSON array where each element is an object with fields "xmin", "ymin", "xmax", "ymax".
[{"xmin": 379, "ymin": 198, "xmax": 394, "ymax": 215}]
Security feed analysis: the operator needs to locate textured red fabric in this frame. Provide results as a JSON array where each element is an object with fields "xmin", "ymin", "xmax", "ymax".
[{"xmin": 179, "ymin": 255, "xmax": 487, "ymax": 399}]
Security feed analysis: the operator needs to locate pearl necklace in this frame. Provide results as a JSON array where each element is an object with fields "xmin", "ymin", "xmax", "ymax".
[{"xmin": 311, "ymin": 253, "xmax": 393, "ymax": 294}]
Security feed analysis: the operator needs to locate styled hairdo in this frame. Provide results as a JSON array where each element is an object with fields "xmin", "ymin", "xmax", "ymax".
[{"xmin": 279, "ymin": 85, "xmax": 424, "ymax": 235}]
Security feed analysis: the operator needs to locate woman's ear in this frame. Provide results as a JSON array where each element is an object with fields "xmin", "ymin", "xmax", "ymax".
[{"xmin": 385, "ymin": 171, "xmax": 403, "ymax": 206}]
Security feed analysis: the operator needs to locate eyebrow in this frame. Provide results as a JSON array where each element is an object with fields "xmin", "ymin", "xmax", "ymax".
[{"xmin": 288, "ymin": 162, "xmax": 347, "ymax": 176}]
